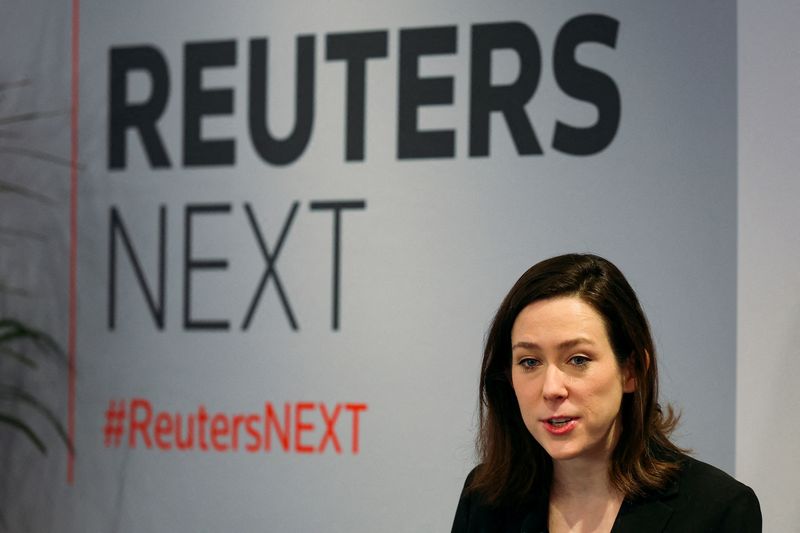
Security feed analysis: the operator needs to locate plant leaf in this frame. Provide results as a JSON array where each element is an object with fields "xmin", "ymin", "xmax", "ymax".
[
  {"xmin": 0, "ymin": 413, "xmax": 46, "ymax": 454},
  {"xmin": 0, "ymin": 318, "xmax": 67, "ymax": 364},
  {"xmin": 0, "ymin": 386, "xmax": 72, "ymax": 454},
  {"xmin": 0, "ymin": 79, "xmax": 30, "ymax": 91},
  {"xmin": 0, "ymin": 226, "xmax": 48, "ymax": 242},
  {"xmin": 0, "ymin": 109, "xmax": 66, "ymax": 126},
  {"xmin": 0, "ymin": 282, "xmax": 28, "ymax": 297},
  {"xmin": 0, "ymin": 147, "xmax": 75, "ymax": 168},
  {"xmin": 0, "ymin": 346, "xmax": 37, "ymax": 368},
  {"xmin": 0, "ymin": 178, "xmax": 54, "ymax": 203}
]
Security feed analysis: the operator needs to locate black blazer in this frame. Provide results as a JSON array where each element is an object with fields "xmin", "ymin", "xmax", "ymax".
[{"xmin": 451, "ymin": 456, "xmax": 761, "ymax": 532}]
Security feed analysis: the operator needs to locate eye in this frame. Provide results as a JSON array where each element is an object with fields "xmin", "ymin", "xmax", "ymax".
[
  {"xmin": 569, "ymin": 355, "xmax": 591, "ymax": 367},
  {"xmin": 518, "ymin": 357, "xmax": 541, "ymax": 370}
]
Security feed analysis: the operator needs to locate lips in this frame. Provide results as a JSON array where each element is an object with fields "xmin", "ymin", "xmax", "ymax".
[{"xmin": 541, "ymin": 416, "xmax": 579, "ymax": 435}]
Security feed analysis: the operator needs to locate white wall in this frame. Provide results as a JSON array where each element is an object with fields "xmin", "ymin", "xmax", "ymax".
[{"xmin": 737, "ymin": 1, "xmax": 800, "ymax": 530}]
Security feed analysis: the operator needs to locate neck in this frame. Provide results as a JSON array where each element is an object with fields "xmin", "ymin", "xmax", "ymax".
[
  {"xmin": 548, "ymin": 458, "xmax": 625, "ymax": 533},
  {"xmin": 551, "ymin": 457, "xmax": 615, "ymax": 499}
]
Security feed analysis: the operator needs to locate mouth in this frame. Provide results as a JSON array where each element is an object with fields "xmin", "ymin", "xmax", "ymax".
[{"xmin": 541, "ymin": 417, "xmax": 579, "ymax": 434}]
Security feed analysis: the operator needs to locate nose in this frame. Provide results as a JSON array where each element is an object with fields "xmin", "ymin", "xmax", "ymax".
[{"xmin": 542, "ymin": 364, "xmax": 568, "ymax": 401}]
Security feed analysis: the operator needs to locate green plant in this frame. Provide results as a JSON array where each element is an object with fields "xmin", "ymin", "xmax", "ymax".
[
  {"xmin": 0, "ymin": 319, "xmax": 71, "ymax": 455},
  {"xmin": 0, "ymin": 77, "xmax": 75, "ymax": 530},
  {"xmin": 0, "ymin": 78, "xmax": 73, "ymax": 464}
]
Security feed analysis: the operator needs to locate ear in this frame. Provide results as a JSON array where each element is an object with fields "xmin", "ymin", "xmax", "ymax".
[
  {"xmin": 621, "ymin": 357, "xmax": 637, "ymax": 393},
  {"xmin": 622, "ymin": 350, "xmax": 648, "ymax": 393}
]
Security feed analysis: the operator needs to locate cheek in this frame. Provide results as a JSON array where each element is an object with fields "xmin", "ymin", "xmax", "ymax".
[
  {"xmin": 510, "ymin": 379, "xmax": 526, "ymax": 410},
  {"xmin": 584, "ymin": 382, "xmax": 624, "ymax": 417},
  {"xmin": 510, "ymin": 375, "xmax": 526, "ymax": 400},
  {"xmin": 510, "ymin": 370, "xmax": 526, "ymax": 399},
  {"xmin": 511, "ymin": 378, "xmax": 542, "ymax": 416}
]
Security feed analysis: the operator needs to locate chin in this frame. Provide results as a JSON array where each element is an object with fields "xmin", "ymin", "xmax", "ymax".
[{"xmin": 542, "ymin": 445, "xmax": 584, "ymax": 462}]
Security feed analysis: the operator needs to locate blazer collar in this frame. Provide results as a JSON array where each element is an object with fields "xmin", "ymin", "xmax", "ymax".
[
  {"xmin": 517, "ymin": 472, "xmax": 681, "ymax": 533},
  {"xmin": 612, "ymin": 477, "xmax": 679, "ymax": 533}
]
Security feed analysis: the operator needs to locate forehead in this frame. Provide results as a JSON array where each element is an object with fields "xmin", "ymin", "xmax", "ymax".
[{"xmin": 510, "ymin": 296, "xmax": 609, "ymax": 343}]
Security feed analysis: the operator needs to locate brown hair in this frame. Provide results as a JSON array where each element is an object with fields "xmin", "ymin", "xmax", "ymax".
[{"xmin": 470, "ymin": 253, "xmax": 684, "ymax": 505}]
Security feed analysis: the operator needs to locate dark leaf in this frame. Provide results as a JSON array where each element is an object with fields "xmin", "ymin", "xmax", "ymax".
[
  {"xmin": 0, "ymin": 109, "xmax": 66, "ymax": 126},
  {"xmin": 0, "ymin": 319, "xmax": 67, "ymax": 364},
  {"xmin": 0, "ymin": 413, "xmax": 46, "ymax": 454},
  {"xmin": 0, "ymin": 386, "xmax": 72, "ymax": 454},
  {"xmin": 0, "ymin": 226, "xmax": 48, "ymax": 242},
  {"xmin": 0, "ymin": 282, "xmax": 27, "ymax": 297},
  {"xmin": 0, "ymin": 79, "xmax": 30, "ymax": 91},
  {"xmin": 0, "ymin": 147, "xmax": 76, "ymax": 169},
  {"xmin": 0, "ymin": 346, "xmax": 37, "ymax": 368},
  {"xmin": 0, "ymin": 178, "xmax": 54, "ymax": 203}
]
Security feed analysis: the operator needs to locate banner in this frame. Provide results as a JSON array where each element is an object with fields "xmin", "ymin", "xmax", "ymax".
[{"xmin": 1, "ymin": 1, "xmax": 737, "ymax": 531}]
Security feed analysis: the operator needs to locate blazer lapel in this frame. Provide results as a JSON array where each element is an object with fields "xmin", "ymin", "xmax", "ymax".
[
  {"xmin": 613, "ymin": 480, "xmax": 678, "ymax": 533},
  {"xmin": 613, "ymin": 498, "xmax": 674, "ymax": 532}
]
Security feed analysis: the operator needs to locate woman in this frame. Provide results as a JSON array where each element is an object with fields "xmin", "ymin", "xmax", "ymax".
[{"xmin": 452, "ymin": 254, "xmax": 761, "ymax": 532}]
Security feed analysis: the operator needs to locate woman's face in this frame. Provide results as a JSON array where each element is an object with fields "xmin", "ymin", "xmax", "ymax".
[{"xmin": 510, "ymin": 296, "xmax": 634, "ymax": 464}]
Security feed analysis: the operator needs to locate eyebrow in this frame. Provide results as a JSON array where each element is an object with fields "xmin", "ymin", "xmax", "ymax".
[{"xmin": 511, "ymin": 337, "xmax": 595, "ymax": 351}]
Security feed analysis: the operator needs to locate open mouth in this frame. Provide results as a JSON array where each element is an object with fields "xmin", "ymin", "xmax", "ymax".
[{"xmin": 547, "ymin": 417, "xmax": 575, "ymax": 427}]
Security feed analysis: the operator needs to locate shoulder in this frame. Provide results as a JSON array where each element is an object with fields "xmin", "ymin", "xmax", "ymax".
[
  {"xmin": 451, "ymin": 466, "xmax": 545, "ymax": 533},
  {"xmin": 667, "ymin": 455, "xmax": 762, "ymax": 531},
  {"xmin": 618, "ymin": 455, "xmax": 761, "ymax": 532},
  {"xmin": 676, "ymin": 455, "xmax": 757, "ymax": 502},
  {"xmin": 451, "ymin": 467, "xmax": 488, "ymax": 533}
]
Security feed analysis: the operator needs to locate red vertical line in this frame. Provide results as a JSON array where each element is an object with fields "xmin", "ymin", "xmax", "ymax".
[{"xmin": 68, "ymin": 0, "xmax": 80, "ymax": 486}]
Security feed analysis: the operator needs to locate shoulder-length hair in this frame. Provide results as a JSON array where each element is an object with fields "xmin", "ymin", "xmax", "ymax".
[{"xmin": 470, "ymin": 253, "xmax": 684, "ymax": 505}]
